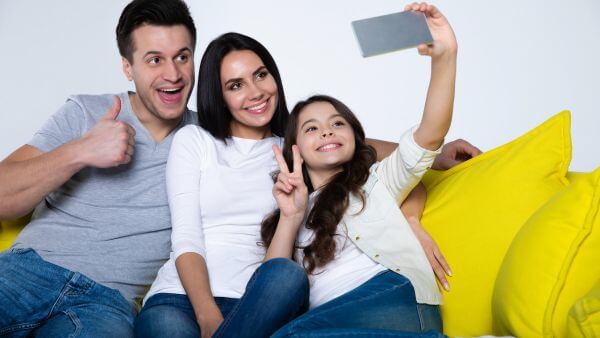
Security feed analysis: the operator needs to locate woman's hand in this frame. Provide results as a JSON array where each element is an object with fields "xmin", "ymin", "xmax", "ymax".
[
  {"xmin": 407, "ymin": 216, "xmax": 452, "ymax": 291},
  {"xmin": 272, "ymin": 144, "xmax": 308, "ymax": 223},
  {"xmin": 196, "ymin": 304, "xmax": 224, "ymax": 338},
  {"xmin": 405, "ymin": 2, "xmax": 458, "ymax": 59}
]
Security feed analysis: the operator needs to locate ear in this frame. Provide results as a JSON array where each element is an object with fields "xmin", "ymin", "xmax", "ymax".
[{"xmin": 121, "ymin": 57, "xmax": 133, "ymax": 81}]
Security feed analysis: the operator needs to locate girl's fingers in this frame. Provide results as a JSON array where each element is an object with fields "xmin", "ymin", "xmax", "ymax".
[
  {"xmin": 434, "ymin": 247, "xmax": 452, "ymax": 276},
  {"xmin": 272, "ymin": 145, "xmax": 290, "ymax": 174},
  {"xmin": 291, "ymin": 145, "xmax": 304, "ymax": 174},
  {"xmin": 274, "ymin": 181, "xmax": 291, "ymax": 194},
  {"xmin": 277, "ymin": 174, "xmax": 293, "ymax": 191},
  {"xmin": 417, "ymin": 44, "xmax": 430, "ymax": 55}
]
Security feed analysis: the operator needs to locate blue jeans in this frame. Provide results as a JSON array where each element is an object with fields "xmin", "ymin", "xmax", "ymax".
[
  {"xmin": 134, "ymin": 258, "xmax": 309, "ymax": 338},
  {"xmin": 0, "ymin": 248, "xmax": 134, "ymax": 337},
  {"xmin": 272, "ymin": 270, "xmax": 444, "ymax": 337}
]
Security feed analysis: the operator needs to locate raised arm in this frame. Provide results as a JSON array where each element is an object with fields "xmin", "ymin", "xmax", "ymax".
[
  {"xmin": 409, "ymin": 3, "xmax": 458, "ymax": 151},
  {"xmin": 265, "ymin": 145, "xmax": 308, "ymax": 261},
  {"xmin": 0, "ymin": 97, "xmax": 134, "ymax": 219}
]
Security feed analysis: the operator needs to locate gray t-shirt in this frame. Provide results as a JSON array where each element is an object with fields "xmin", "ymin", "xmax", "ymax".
[{"xmin": 13, "ymin": 92, "xmax": 197, "ymax": 309}]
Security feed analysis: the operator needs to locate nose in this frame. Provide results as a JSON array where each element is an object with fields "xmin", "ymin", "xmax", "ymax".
[
  {"xmin": 321, "ymin": 130, "xmax": 334, "ymax": 138},
  {"xmin": 248, "ymin": 82, "xmax": 264, "ymax": 102},
  {"xmin": 163, "ymin": 60, "xmax": 182, "ymax": 82}
]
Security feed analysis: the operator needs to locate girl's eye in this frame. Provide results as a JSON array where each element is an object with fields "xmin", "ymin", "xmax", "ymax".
[
  {"xmin": 305, "ymin": 126, "xmax": 317, "ymax": 133},
  {"xmin": 148, "ymin": 57, "xmax": 160, "ymax": 65},
  {"xmin": 333, "ymin": 120, "xmax": 345, "ymax": 127}
]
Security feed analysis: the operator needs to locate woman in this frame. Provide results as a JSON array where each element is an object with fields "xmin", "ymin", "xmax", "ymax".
[{"xmin": 263, "ymin": 3, "xmax": 456, "ymax": 336}]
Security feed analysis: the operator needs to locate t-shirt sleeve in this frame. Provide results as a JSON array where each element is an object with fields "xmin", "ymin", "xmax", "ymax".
[
  {"xmin": 28, "ymin": 99, "xmax": 86, "ymax": 153},
  {"xmin": 167, "ymin": 126, "xmax": 208, "ymax": 261},
  {"xmin": 375, "ymin": 125, "xmax": 442, "ymax": 203}
]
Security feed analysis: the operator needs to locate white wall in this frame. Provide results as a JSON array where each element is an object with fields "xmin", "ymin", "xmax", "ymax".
[{"xmin": 1, "ymin": 1, "xmax": 598, "ymax": 171}]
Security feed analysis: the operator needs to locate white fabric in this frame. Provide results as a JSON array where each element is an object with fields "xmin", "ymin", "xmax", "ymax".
[{"xmin": 144, "ymin": 125, "xmax": 282, "ymax": 303}]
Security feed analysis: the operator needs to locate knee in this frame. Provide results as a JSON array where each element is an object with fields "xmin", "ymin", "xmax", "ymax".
[{"xmin": 260, "ymin": 258, "xmax": 308, "ymax": 294}]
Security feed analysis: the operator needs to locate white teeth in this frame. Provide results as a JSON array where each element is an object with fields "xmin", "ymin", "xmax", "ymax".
[
  {"xmin": 319, "ymin": 144, "xmax": 340, "ymax": 151},
  {"xmin": 160, "ymin": 88, "xmax": 180, "ymax": 93},
  {"xmin": 247, "ymin": 101, "xmax": 267, "ymax": 111}
]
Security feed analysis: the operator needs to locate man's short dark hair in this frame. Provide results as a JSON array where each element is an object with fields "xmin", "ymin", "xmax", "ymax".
[{"xmin": 116, "ymin": 0, "xmax": 196, "ymax": 62}]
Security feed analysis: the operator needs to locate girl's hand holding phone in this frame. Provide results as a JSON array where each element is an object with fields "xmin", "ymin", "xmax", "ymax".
[{"xmin": 405, "ymin": 2, "xmax": 458, "ymax": 58}]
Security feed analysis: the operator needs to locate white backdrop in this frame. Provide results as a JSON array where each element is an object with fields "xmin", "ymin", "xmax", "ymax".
[{"xmin": 1, "ymin": 1, "xmax": 598, "ymax": 171}]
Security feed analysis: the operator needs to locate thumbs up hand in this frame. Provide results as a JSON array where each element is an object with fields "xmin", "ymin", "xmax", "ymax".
[{"xmin": 77, "ymin": 96, "xmax": 136, "ymax": 168}]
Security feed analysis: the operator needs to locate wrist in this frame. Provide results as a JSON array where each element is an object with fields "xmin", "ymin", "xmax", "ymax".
[{"xmin": 63, "ymin": 139, "xmax": 90, "ymax": 170}]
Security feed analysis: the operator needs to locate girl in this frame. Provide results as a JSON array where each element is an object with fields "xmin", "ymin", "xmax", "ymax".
[{"xmin": 262, "ymin": 3, "xmax": 456, "ymax": 336}]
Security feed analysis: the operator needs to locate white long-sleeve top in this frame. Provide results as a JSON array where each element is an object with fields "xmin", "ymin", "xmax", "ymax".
[
  {"xmin": 296, "ymin": 126, "xmax": 443, "ymax": 308},
  {"xmin": 143, "ymin": 125, "xmax": 282, "ymax": 303}
]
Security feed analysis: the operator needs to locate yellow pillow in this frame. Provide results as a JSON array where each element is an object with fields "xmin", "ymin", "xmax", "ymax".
[
  {"xmin": 493, "ymin": 167, "xmax": 600, "ymax": 337},
  {"xmin": 0, "ymin": 215, "xmax": 31, "ymax": 252},
  {"xmin": 567, "ymin": 279, "xmax": 600, "ymax": 337},
  {"xmin": 420, "ymin": 111, "xmax": 571, "ymax": 337}
]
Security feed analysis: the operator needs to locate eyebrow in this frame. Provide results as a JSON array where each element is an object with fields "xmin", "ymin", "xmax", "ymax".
[
  {"xmin": 142, "ymin": 47, "xmax": 192, "ymax": 59},
  {"xmin": 223, "ymin": 65, "xmax": 268, "ymax": 87},
  {"xmin": 299, "ymin": 113, "xmax": 343, "ymax": 130}
]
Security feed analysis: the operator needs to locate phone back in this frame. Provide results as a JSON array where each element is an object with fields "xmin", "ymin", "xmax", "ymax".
[{"xmin": 352, "ymin": 11, "xmax": 433, "ymax": 57}]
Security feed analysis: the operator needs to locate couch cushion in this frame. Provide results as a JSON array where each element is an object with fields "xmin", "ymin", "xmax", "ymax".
[
  {"xmin": 420, "ymin": 111, "xmax": 571, "ymax": 336},
  {"xmin": 493, "ymin": 167, "xmax": 600, "ymax": 337},
  {"xmin": 567, "ymin": 279, "xmax": 600, "ymax": 337}
]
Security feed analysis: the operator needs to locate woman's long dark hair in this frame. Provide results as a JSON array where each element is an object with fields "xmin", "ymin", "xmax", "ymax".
[
  {"xmin": 261, "ymin": 95, "xmax": 377, "ymax": 274},
  {"xmin": 196, "ymin": 32, "xmax": 289, "ymax": 140}
]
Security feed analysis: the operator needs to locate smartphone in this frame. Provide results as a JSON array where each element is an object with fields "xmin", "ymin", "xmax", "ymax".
[{"xmin": 351, "ymin": 10, "xmax": 433, "ymax": 57}]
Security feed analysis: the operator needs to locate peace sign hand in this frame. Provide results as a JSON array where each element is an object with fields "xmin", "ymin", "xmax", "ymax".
[{"xmin": 272, "ymin": 144, "xmax": 308, "ymax": 223}]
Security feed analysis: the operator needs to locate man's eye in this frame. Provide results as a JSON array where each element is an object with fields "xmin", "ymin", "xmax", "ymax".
[
  {"xmin": 148, "ymin": 57, "xmax": 160, "ymax": 65},
  {"xmin": 176, "ymin": 54, "xmax": 189, "ymax": 62}
]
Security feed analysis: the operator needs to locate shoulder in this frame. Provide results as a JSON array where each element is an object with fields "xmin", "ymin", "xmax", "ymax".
[{"xmin": 63, "ymin": 93, "xmax": 122, "ymax": 120}]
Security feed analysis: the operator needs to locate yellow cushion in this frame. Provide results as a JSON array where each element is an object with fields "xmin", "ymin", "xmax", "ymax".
[
  {"xmin": 0, "ymin": 215, "xmax": 31, "ymax": 252},
  {"xmin": 567, "ymin": 279, "xmax": 600, "ymax": 337},
  {"xmin": 420, "ymin": 111, "xmax": 571, "ymax": 337},
  {"xmin": 493, "ymin": 167, "xmax": 600, "ymax": 337}
]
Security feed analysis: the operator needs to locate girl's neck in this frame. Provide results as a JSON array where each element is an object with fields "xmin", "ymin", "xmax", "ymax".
[{"xmin": 307, "ymin": 167, "xmax": 343, "ymax": 191}]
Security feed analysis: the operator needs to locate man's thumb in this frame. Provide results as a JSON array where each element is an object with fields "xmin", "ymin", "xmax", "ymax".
[{"xmin": 103, "ymin": 96, "xmax": 122, "ymax": 120}]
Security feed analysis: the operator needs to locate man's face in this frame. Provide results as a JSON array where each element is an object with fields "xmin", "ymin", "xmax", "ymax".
[{"xmin": 122, "ymin": 24, "xmax": 195, "ymax": 125}]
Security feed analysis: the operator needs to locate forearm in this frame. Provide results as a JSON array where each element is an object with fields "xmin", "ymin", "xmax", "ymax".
[
  {"xmin": 175, "ymin": 252, "xmax": 221, "ymax": 323},
  {"xmin": 265, "ymin": 216, "xmax": 301, "ymax": 261},
  {"xmin": 399, "ymin": 182, "xmax": 427, "ymax": 222},
  {"xmin": 414, "ymin": 52, "xmax": 457, "ymax": 150},
  {"xmin": 0, "ymin": 142, "xmax": 86, "ymax": 219}
]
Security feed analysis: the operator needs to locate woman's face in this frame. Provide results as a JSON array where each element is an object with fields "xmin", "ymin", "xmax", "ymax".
[
  {"xmin": 295, "ymin": 101, "xmax": 356, "ymax": 173},
  {"xmin": 220, "ymin": 50, "xmax": 278, "ymax": 139}
]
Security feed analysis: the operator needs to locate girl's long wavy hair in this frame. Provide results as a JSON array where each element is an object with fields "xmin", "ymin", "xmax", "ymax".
[{"xmin": 261, "ymin": 95, "xmax": 377, "ymax": 274}]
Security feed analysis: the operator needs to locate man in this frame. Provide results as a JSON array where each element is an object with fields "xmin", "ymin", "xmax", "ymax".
[{"xmin": 0, "ymin": 0, "xmax": 196, "ymax": 336}]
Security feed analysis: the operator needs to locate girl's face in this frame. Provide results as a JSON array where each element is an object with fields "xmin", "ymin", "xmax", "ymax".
[
  {"xmin": 220, "ymin": 50, "xmax": 278, "ymax": 139},
  {"xmin": 295, "ymin": 101, "xmax": 356, "ymax": 173}
]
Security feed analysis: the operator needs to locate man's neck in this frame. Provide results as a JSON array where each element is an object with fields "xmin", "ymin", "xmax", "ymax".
[{"xmin": 128, "ymin": 92, "xmax": 183, "ymax": 143}]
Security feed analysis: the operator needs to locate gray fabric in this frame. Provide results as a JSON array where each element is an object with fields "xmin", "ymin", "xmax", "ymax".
[{"xmin": 13, "ymin": 92, "xmax": 197, "ymax": 310}]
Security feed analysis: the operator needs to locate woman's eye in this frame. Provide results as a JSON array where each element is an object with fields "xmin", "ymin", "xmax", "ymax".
[
  {"xmin": 228, "ymin": 82, "xmax": 242, "ymax": 90},
  {"xmin": 257, "ymin": 70, "xmax": 269, "ymax": 79}
]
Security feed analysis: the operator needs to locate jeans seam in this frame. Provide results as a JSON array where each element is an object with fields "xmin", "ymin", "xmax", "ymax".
[
  {"xmin": 0, "ymin": 321, "xmax": 42, "ymax": 336},
  {"xmin": 65, "ymin": 310, "xmax": 82, "ymax": 338},
  {"xmin": 212, "ymin": 264, "xmax": 263, "ymax": 338},
  {"xmin": 286, "ymin": 276, "xmax": 411, "ymax": 333}
]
